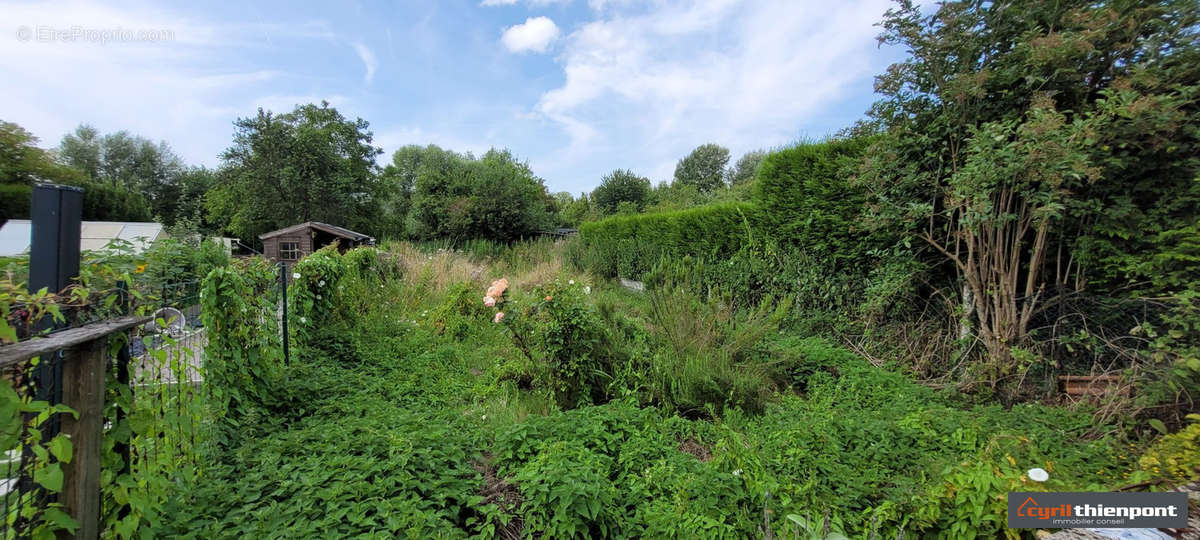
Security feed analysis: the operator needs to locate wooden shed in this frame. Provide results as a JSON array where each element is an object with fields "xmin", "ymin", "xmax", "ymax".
[{"xmin": 259, "ymin": 222, "xmax": 374, "ymax": 265}]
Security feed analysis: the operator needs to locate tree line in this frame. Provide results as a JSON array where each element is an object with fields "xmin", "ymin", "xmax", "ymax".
[{"xmin": 1, "ymin": 101, "xmax": 763, "ymax": 246}]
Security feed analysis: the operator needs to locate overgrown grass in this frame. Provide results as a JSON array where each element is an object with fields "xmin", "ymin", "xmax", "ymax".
[{"xmin": 158, "ymin": 241, "xmax": 1173, "ymax": 538}]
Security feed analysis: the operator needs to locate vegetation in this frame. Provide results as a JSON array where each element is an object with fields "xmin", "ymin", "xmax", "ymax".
[
  {"xmin": 206, "ymin": 102, "xmax": 384, "ymax": 243},
  {"xmin": 0, "ymin": 0, "xmax": 1197, "ymax": 537},
  {"xmin": 674, "ymin": 143, "xmax": 731, "ymax": 193},
  {"xmin": 591, "ymin": 169, "xmax": 651, "ymax": 215},
  {"xmin": 407, "ymin": 147, "xmax": 556, "ymax": 243},
  {"xmin": 577, "ymin": 202, "xmax": 759, "ymax": 279},
  {"xmin": 142, "ymin": 241, "xmax": 1173, "ymax": 538}
]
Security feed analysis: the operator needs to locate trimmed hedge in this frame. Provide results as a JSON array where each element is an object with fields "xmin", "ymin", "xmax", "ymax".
[
  {"xmin": 754, "ymin": 137, "xmax": 880, "ymax": 264},
  {"xmin": 577, "ymin": 202, "xmax": 761, "ymax": 278},
  {"xmin": 0, "ymin": 180, "xmax": 151, "ymax": 223},
  {"xmin": 0, "ymin": 184, "xmax": 30, "ymax": 224}
]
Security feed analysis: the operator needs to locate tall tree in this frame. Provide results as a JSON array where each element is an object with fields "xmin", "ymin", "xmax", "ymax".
[
  {"xmin": 208, "ymin": 102, "xmax": 383, "ymax": 243},
  {"xmin": 591, "ymin": 169, "xmax": 651, "ymax": 214},
  {"xmin": 726, "ymin": 150, "xmax": 765, "ymax": 186},
  {"xmin": 407, "ymin": 146, "xmax": 554, "ymax": 242},
  {"xmin": 57, "ymin": 124, "xmax": 187, "ymax": 224},
  {"xmin": 673, "ymin": 143, "xmax": 730, "ymax": 192},
  {"xmin": 376, "ymin": 145, "xmax": 429, "ymax": 239}
]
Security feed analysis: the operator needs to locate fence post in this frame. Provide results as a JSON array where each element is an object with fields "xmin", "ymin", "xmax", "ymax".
[
  {"xmin": 279, "ymin": 262, "xmax": 289, "ymax": 365},
  {"xmin": 58, "ymin": 337, "xmax": 106, "ymax": 540}
]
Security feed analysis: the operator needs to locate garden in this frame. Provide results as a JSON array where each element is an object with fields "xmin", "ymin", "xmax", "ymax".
[
  {"xmin": 1, "ymin": 0, "xmax": 1197, "ymax": 537},
  {"xmin": 132, "ymin": 239, "xmax": 1188, "ymax": 539}
]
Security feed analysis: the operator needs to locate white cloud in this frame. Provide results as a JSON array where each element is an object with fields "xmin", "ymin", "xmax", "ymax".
[
  {"xmin": 501, "ymin": 16, "xmax": 559, "ymax": 53},
  {"xmin": 482, "ymin": 0, "xmax": 569, "ymax": 5},
  {"xmin": 251, "ymin": 94, "xmax": 351, "ymax": 115},
  {"xmin": 532, "ymin": 0, "xmax": 892, "ymax": 183},
  {"xmin": 373, "ymin": 126, "xmax": 493, "ymax": 162},
  {"xmin": 0, "ymin": 1, "xmax": 355, "ymax": 166},
  {"xmin": 352, "ymin": 41, "xmax": 377, "ymax": 84}
]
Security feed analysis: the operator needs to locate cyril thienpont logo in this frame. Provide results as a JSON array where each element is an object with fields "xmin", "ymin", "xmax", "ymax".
[{"xmin": 1008, "ymin": 492, "xmax": 1188, "ymax": 529}]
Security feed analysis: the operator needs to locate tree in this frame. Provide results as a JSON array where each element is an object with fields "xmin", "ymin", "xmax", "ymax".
[
  {"xmin": 556, "ymin": 192, "xmax": 596, "ymax": 226},
  {"xmin": 56, "ymin": 124, "xmax": 102, "ymax": 180},
  {"xmin": 377, "ymin": 145, "xmax": 428, "ymax": 239},
  {"xmin": 591, "ymin": 169, "xmax": 651, "ymax": 214},
  {"xmin": 861, "ymin": 0, "xmax": 1200, "ymax": 385},
  {"xmin": 408, "ymin": 146, "xmax": 554, "ymax": 242},
  {"xmin": 0, "ymin": 120, "xmax": 150, "ymax": 223},
  {"xmin": 1, "ymin": 121, "xmax": 83, "ymax": 187},
  {"xmin": 673, "ymin": 143, "xmax": 730, "ymax": 192},
  {"xmin": 726, "ymin": 150, "xmax": 765, "ymax": 186},
  {"xmin": 207, "ymin": 102, "xmax": 383, "ymax": 243},
  {"xmin": 158, "ymin": 167, "xmax": 217, "ymax": 232},
  {"xmin": 57, "ymin": 124, "xmax": 188, "ymax": 225}
]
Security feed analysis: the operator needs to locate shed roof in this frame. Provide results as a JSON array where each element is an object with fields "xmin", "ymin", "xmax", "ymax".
[
  {"xmin": 0, "ymin": 220, "xmax": 166, "ymax": 257},
  {"xmin": 258, "ymin": 221, "xmax": 373, "ymax": 242}
]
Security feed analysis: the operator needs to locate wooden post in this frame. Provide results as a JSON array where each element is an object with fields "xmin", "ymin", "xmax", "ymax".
[{"xmin": 58, "ymin": 337, "xmax": 106, "ymax": 540}]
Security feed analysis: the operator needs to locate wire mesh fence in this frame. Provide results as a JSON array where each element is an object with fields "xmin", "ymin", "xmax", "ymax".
[{"xmin": 1, "ymin": 277, "xmax": 211, "ymax": 538}]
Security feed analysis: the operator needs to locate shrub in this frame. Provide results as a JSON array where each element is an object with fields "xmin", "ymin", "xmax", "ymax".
[
  {"xmin": 430, "ymin": 282, "xmax": 488, "ymax": 339},
  {"xmin": 643, "ymin": 280, "xmax": 792, "ymax": 417},
  {"xmin": 1137, "ymin": 415, "xmax": 1200, "ymax": 485},
  {"xmin": 200, "ymin": 259, "xmax": 282, "ymax": 446},
  {"xmin": 288, "ymin": 245, "xmax": 348, "ymax": 344},
  {"xmin": 490, "ymin": 280, "xmax": 614, "ymax": 409},
  {"xmin": 577, "ymin": 202, "xmax": 760, "ymax": 279},
  {"xmin": 753, "ymin": 137, "xmax": 883, "ymax": 264},
  {"xmin": 0, "ymin": 183, "xmax": 30, "ymax": 222}
]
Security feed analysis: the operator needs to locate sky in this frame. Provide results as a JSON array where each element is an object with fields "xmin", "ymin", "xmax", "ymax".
[{"xmin": 1, "ymin": 0, "xmax": 903, "ymax": 194}]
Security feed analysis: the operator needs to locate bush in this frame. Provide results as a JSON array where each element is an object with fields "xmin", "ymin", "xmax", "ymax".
[
  {"xmin": 577, "ymin": 202, "xmax": 760, "ymax": 279},
  {"xmin": 200, "ymin": 259, "xmax": 282, "ymax": 446},
  {"xmin": 430, "ymin": 282, "xmax": 488, "ymax": 339},
  {"xmin": 1137, "ymin": 414, "xmax": 1200, "ymax": 485},
  {"xmin": 491, "ymin": 281, "xmax": 615, "ymax": 409},
  {"xmin": 754, "ymin": 137, "xmax": 882, "ymax": 264},
  {"xmin": 288, "ymin": 246, "xmax": 348, "ymax": 344},
  {"xmin": 0, "ymin": 183, "xmax": 30, "ymax": 223}
]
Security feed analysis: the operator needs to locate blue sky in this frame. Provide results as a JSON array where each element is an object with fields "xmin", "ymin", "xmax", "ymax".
[{"xmin": 2, "ymin": 0, "xmax": 902, "ymax": 194}]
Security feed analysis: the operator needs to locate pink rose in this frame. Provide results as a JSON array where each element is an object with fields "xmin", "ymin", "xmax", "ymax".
[
  {"xmin": 484, "ymin": 296, "xmax": 496, "ymax": 307},
  {"xmin": 493, "ymin": 311, "xmax": 505, "ymax": 324}
]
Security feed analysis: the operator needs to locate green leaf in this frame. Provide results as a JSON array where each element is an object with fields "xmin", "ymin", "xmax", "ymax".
[
  {"xmin": 48, "ymin": 435, "xmax": 73, "ymax": 463},
  {"xmin": 1147, "ymin": 419, "xmax": 1168, "ymax": 435},
  {"xmin": 42, "ymin": 507, "xmax": 80, "ymax": 533},
  {"xmin": 34, "ymin": 463, "xmax": 63, "ymax": 492}
]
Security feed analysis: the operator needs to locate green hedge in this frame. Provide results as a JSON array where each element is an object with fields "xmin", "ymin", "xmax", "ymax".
[
  {"xmin": 753, "ymin": 137, "xmax": 880, "ymax": 264},
  {"xmin": 0, "ymin": 180, "xmax": 151, "ymax": 223},
  {"xmin": 577, "ymin": 202, "xmax": 761, "ymax": 278},
  {"xmin": 0, "ymin": 184, "xmax": 30, "ymax": 224}
]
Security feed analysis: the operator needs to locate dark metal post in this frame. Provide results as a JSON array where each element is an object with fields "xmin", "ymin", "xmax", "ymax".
[
  {"xmin": 20, "ymin": 183, "xmax": 83, "ymax": 521},
  {"xmin": 114, "ymin": 280, "xmax": 132, "ymax": 507},
  {"xmin": 279, "ymin": 262, "xmax": 290, "ymax": 364},
  {"xmin": 28, "ymin": 184, "xmax": 83, "ymax": 419},
  {"xmin": 29, "ymin": 184, "xmax": 83, "ymax": 318}
]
